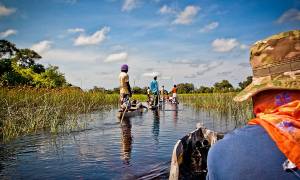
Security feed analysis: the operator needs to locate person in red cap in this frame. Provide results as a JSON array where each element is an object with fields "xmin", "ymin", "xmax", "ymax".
[{"xmin": 119, "ymin": 64, "xmax": 132, "ymax": 112}]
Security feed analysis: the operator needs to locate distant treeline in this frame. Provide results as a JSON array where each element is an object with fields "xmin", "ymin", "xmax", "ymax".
[
  {"xmin": 1, "ymin": 40, "xmax": 252, "ymax": 92},
  {"xmin": 0, "ymin": 40, "xmax": 69, "ymax": 87},
  {"xmin": 91, "ymin": 77, "xmax": 253, "ymax": 94}
]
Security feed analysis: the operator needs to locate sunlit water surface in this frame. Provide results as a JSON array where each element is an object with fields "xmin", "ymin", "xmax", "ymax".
[{"xmin": 0, "ymin": 103, "xmax": 246, "ymax": 179}]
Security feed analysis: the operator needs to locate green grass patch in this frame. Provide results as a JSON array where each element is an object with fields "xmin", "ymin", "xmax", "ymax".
[
  {"xmin": 179, "ymin": 93, "xmax": 254, "ymax": 122},
  {"xmin": 0, "ymin": 87, "xmax": 119, "ymax": 141}
]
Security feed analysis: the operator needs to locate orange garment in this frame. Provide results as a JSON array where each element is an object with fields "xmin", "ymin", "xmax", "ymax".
[
  {"xmin": 172, "ymin": 87, "xmax": 177, "ymax": 93},
  {"xmin": 249, "ymin": 100, "xmax": 300, "ymax": 169}
]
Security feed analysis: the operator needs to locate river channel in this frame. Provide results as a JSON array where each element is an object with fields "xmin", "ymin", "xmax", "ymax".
[{"xmin": 0, "ymin": 103, "xmax": 246, "ymax": 179}]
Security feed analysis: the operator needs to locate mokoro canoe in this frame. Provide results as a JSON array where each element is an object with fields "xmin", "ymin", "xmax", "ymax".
[
  {"xmin": 149, "ymin": 105, "xmax": 158, "ymax": 110},
  {"xmin": 169, "ymin": 123, "xmax": 224, "ymax": 180},
  {"xmin": 117, "ymin": 106, "xmax": 143, "ymax": 119}
]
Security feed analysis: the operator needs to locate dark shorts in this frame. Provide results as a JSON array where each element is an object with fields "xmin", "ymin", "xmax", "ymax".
[{"xmin": 207, "ymin": 125, "xmax": 300, "ymax": 180}]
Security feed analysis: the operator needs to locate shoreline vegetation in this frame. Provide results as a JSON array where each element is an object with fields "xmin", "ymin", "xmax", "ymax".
[{"xmin": 0, "ymin": 87, "xmax": 253, "ymax": 141}]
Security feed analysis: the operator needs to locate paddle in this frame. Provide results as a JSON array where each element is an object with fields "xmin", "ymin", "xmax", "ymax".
[{"xmin": 120, "ymin": 97, "xmax": 130, "ymax": 124}]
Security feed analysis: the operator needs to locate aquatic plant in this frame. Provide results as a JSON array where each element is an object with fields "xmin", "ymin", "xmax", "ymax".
[
  {"xmin": 179, "ymin": 93, "xmax": 254, "ymax": 122},
  {"xmin": 0, "ymin": 87, "xmax": 119, "ymax": 141}
]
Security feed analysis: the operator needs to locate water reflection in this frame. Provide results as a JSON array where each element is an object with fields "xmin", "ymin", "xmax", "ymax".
[
  {"xmin": 120, "ymin": 118, "xmax": 132, "ymax": 165},
  {"xmin": 152, "ymin": 110, "xmax": 160, "ymax": 144},
  {"xmin": 171, "ymin": 104, "xmax": 178, "ymax": 127},
  {"xmin": 0, "ymin": 104, "xmax": 247, "ymax": 179}
]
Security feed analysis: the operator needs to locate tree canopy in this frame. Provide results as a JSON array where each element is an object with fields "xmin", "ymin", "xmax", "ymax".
[{"xmin": 0, "ymin": 39, "xmax": 68, "ymax": 88}]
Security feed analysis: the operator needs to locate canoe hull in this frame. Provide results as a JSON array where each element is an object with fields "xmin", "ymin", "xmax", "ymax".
[
  {"xmin": 169, "ymin": 123, "xmax": 224, "ymax": 180},
  {"xmin": 117, "ymin": 108, "xmax": 143, "ymax": 119}
]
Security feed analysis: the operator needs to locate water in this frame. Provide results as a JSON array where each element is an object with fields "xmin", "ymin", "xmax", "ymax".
[{"xmin": 0, "ymin": 103, "xmax": 245, "ymax": 179}]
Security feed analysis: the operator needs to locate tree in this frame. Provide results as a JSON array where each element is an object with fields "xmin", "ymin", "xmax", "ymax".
[
  {"xmin": 132, "ymin": 86, "xmax": 143, "ymax": 94},
  {"xmin": 197, "ymin": 86, "xmax": 213, "ymax": 93},
  {"xmin": 113, "ymin": 87, "xmax": 120, "ymax": 94},
  {"xmin": 0, "ymin": 40, "xmax": 68, "ymax": 88},
  {"xmin": 0, "ymin": 40, "xmax": 18, "ymax": 58},
  {"xmin": 0, "ymin": 58, "xmax": 12, "ymax": 76},
  {"xmin": 37, "ymin": 65, "xmax": 67, "ymax": 87},
  {"xmin": 14, "ymin": 49, "xmax": 41, "ymax": 68},
  {"xmin": 213, "ymin": 80, "xmax": 234, "ymax": 92},
  {"xmin": 177, "ymin": 83, "xmax": 195, "ymax": 94},
  {"xmin": 1, "ymin": 70, "xmax": 29, "ymax": 86},
  {"xmin": 238, "ymin": 76, "xmax": 252, "ymax": 90},
  {"xmin": 31, "ymin": 63, "xmax": 45, "ymax": 74},
  {"xmin": 90, "ymin": 86, "xmax": 106, "ymax": 93}
]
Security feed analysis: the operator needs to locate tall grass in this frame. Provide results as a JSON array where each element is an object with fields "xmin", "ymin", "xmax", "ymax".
[
  {"xmin": 0, "ymin": 87, "xmax": 119, "ymax": 141},
  {"xmin": 132, "ymin": 94, "xmax": 148, "ymax": 102},
  {"xmin": 180, "ymin": 93, "xmax": 254, "ymax": 122}
]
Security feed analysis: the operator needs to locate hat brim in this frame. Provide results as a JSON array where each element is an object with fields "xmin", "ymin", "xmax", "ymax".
[{"xmin": 234, "ymin": 75, "xmax": 300, "ymax": 102}]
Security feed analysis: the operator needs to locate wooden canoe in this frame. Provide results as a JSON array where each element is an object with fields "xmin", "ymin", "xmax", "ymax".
[
  {"xmin": 169, "ymin": 123, "xmax": 224, "ymax": 180},
  {"xmin": 117, "ymin": 106, "xmax": 143, "ymax": 119}
]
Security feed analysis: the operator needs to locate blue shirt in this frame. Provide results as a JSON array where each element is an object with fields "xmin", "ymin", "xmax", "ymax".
[
  {"xmin": 207, "ymin": 125, "xmax": 300, "ymax": 180},
  {"xmin": 150, "ymin": 80, "xmax": 158, "ymax": 94}
]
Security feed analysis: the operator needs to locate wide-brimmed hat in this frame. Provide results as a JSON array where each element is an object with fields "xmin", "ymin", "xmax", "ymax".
[{"xmin": 234, "ymin": 30, "xmax": 300, "ymax": 102}]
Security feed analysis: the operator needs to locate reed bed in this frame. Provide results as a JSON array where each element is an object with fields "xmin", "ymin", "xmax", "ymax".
[
  {"xmin": 179, "ymin": 93, "xmax": 254, "ymax": 123},
  {"xmin": 132, "ymin": 94, "xmax": 148, "ymax": 102},
  {"xmin": 0, "ymin": 87, "xmax": 119, "ymax": 141}
]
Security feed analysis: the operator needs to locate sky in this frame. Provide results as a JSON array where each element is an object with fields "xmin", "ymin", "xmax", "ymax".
[{"xmin": 0, "ymin": 0, "xmax": 300, "ymax": 90}]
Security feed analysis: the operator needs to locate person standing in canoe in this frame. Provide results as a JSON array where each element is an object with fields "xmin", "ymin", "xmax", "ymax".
[
  {"xmin": 119, "ymin": 64, "xmax": 132, "ymax": 112},
  {"xmin": 147, "ymin": 87, "xmax": 151, "ymax": 103},
  {"xmin": 150, "ymin": 76, "xmax": 159, "ymax": 107},
  {"xmin": 160, "ymin": 85, "xmax": 165, "ymax": 101},
  {"xmin": 171, "ymin": 85, "xmax": 178, "ymax": 104},
  {"xmin": 207, "ymin": 30, "xmax": 300, "ymax": 179}
]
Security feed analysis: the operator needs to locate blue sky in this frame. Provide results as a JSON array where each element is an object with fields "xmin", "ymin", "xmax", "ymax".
[{"xmin": 1, "ymin": 0, "xmax": 299, "ymax": 89}]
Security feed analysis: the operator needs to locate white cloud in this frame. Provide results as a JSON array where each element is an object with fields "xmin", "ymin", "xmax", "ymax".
[
  {"xmin": 122, "ymin": 0, "xmax": 138, "ymax": 12},
  {"xmin": 212, "ymin": 38, "xmax": 239, "ymax": 52},
  {"xmin": 173, "ymin": 5, "xmax": 200, "ymax": 25},
  {"xmin": 0, "ymin": 5, "xmax": 16, "ymax": 17},
  {"xmin": 200, "ymin": 22, "xmax": 219, "ymax": 32},
  {"xmin": 104, "ymin": 52, "xmax": 128, "ymax": 62},
  {"xmin": 42, "ymin": 49, "xmax": 101, "ymax": 63},
  {"xmin": 31, "ymin": 40, "xmax": 52, "ymax": 54},
  {"xmin": 74, "ymin": 26, "xmax": 110, "ymax": 46},
  {"xmin": 277, "ymin": 9, "xmax": 300, "ymax": 23},
  {"xmin": 159, "ymin": 5, "xmax": 175, "ymax": 14},
  {"xmin": 143, "ymin": 71, "xmax": 160, "ymax": 77},
  {"xmin": 240, "ymin": 44, "xmax": 248, "ymax": 50},
  {"xmin": 67, "ymin": 28, "xmax": 85, "ymax": 33},
  {"xmin": 0, "ymin": 29, "xmax": 17, "ymax": 38}
]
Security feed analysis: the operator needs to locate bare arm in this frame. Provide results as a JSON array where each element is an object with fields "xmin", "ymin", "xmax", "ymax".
[{"xmin": 127, "ymin": 82, "xmax": 132, "ymax": 96}]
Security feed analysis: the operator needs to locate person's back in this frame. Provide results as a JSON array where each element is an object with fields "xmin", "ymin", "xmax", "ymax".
[
  {"xmin": 208, "ymin": 124, "xmax": 300, "ymax": 180},
  {"xmin": 207, "ymin": 30, "xmax": 300, "ymax": 179},
  {"xmin": 172, "ymin": 85, "xmax": 177, "ymax": 103},
  {"xmin": 150, "ymin": 76, "xmax": 159, "ymax": 106},
  {"xmin": 172, "ymin": 87, "xmax": 177, "ymax": 94},
  {"xmin": 150, "ymin": 79, "xmax": 158, "ymax": 94},
  {"xmin": 119, "ymin": 71, "xmax": 129, "ymax": 94},
  {"xmin": 119, "ymin": 64, "xmax": 132, "ymax": 111}
]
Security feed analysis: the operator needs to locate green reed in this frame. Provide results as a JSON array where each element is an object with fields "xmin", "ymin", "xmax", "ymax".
[
  {"xmin": 179, "ymin": 93, "xmax": 254, "ymax": 123},
  {"xmin": 0, "ymin": 87, "xmax": 119, "ymax": 141}
]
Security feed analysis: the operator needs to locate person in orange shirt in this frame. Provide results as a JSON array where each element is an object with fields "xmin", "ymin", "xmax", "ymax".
[
  {"xmin": 171, "ymin": 85, "xmax": 178, "ymax": 104},
  {"xmin": 207, "ymin": 30, "xmax": 300, "ymax": 179}
]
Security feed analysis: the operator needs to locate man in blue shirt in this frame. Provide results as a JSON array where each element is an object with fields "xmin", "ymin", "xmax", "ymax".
[{"xmin": 150, "ymin": 76, "xmax": 159, "ymax": 107}]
